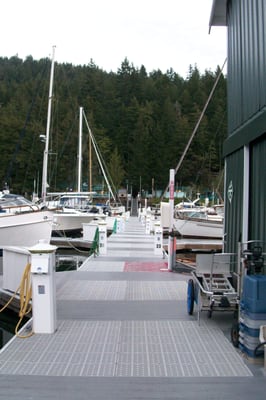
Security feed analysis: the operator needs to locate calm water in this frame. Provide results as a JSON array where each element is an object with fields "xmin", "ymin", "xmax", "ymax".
[
  {"xmin": 56, "ymin": 252, "xmax": 86, "ymax": 272},
  {"xmin": 0, "ymin": 310, "xmax": 25, "ymax": 349}
]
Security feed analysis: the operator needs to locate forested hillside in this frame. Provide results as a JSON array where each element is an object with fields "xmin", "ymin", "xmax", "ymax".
[{"xmin": 0, "ymin": 55, "xmax": 227, "ymax": 199}]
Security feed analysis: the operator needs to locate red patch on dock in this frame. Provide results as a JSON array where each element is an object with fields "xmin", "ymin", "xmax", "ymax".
[{"xmin": 124, "ymin": 261, "xmax": 168, "ymax": 272}]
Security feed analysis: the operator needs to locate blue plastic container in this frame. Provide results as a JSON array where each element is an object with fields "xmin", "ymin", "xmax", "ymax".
[
  {"xmin": 240, "ymin": 322, "xmax": 259, "ymax": 338},
  {"xmin": 241, "ymin": 275, "xmax": 266, "ymax": 313},
  {"xmin": 239, "ymin": 343, "xmax": 264, "ymax": 358},
  {"xmin": 240, "ymin": 308, "xmax": 266, "ymax": 321}
]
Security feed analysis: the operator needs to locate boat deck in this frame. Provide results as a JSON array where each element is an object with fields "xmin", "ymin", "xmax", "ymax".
[{"xmin": 0, "ymin": 216, "xmax": 265, "ymax": 399}]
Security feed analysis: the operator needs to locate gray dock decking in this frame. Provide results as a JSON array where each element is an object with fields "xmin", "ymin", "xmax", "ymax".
[{"xmin": 0, "ymin": 216, "xmax": 265, "ymax": 399}]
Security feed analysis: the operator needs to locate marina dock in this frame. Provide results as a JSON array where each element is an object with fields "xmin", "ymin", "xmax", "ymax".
[{"xmin": 0, "ymin": 216, "xmax": 265, "ymax": 399}]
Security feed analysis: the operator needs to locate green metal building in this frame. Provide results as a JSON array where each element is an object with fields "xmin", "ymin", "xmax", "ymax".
[{"xmin": 210, "ymin": 0, "xmax": 266, "ymax": 255}]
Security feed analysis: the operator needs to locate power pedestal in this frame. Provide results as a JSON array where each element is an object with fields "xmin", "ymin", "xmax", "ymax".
[
  {"xmin": 154, "ymin": 222, "xmax": 163, "ymax": 255},
  {"xmin": 98, "ymin": 220, "xmax": 107, "ymax": 255},
  {"xmin": 29, "ymin": 241, "xmax": 57, "ymax": 334}
]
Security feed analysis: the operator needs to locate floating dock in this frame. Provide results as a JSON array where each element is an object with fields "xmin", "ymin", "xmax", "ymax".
[{"xmin": 0, "ymin": 216, "xmax": 265, "ymax": 400}]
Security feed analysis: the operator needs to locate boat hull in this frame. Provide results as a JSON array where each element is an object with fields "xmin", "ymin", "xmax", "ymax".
[
  {"xmin": 173, "ymin": 217, "xmax": 223, "ymax": 239},
  {"xmin": 0, "ymin": 210, "xmax": 53, "ymax": 246},
  {"xmin": 52, "ymin": 212, "xmax": 106, "ymax": 237}
]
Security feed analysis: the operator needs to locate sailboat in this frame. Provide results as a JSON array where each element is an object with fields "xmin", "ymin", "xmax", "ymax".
[
  {"xmin": 51, "ymin": 191, "xmax": 106, "ymax": 238},
  {"xmin": 82, "ymin": 111, "xmax": 125, "ymax": 217},
  {"xmin": 50, "ymin": 108, "xmax": 123, "ymax": 235},
  {"xmin": 0, "ymin": 48, "xmax": 58, "ymax": 249},
  {"xmin": 42, "ymin": 103, "xmax": 108, "ymax": 237},
  {"xmin": 40, "ymin": 49, "xmax": 121, "ymax": 238}
]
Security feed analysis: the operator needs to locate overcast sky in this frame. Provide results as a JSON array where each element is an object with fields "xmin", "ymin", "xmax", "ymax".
[{"xmin": 1, "ymin": 0, "xmax": 227, "ymax": 78}]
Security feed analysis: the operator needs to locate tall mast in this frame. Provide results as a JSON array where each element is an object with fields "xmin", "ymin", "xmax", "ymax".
[
  {"xmin": 89, "ymin": 123, "xmax": 92, "ymax": 192},
  {"xmin": 41, "ymin": 45, "xmax": 56, "ymax": 203},
  {"xmin": 82, "ymin": 108, "xmax": 92, "ymax": 192},
  {"xmin": 77, "ymin": 106, "xmax": 83, "ymax": 192},
  {"xmin": 83, "ymin": 112, "xmax": 116, "ymax": 202}
]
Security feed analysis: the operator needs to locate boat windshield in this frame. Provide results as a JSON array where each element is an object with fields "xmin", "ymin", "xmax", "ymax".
[
  {"xmin": 0, "ymin": 194, "xmax": 34, "ymax": 207},
  {"xmin": 59, "ymin": 196, "xmax": 91, "ymax": 209}
]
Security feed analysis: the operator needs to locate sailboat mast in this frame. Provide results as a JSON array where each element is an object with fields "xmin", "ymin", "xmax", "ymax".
[
  {"xmin": 41, "ymin": 46, "xmax": 56, "ymax": 203},
  {"xmin": 89, "ymin": 127, "xmax": 92, "ymax": 193},
  {"xmin": 77, "ymin": 106, "xmax": 83, "ymax": 192}
]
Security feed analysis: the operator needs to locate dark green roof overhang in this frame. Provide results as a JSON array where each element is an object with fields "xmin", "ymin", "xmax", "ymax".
[{"xmin": 209, "ymin": 0, "xmax": 227, "ymax": 32}]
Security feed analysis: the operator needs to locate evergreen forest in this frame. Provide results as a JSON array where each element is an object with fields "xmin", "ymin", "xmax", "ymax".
[{"xmin": 0, "ymin": 55, "xmax": 227, "ymax": 201}]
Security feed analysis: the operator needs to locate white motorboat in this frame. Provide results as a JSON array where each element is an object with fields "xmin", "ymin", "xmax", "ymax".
[
  {"xmin": 45, "ymin": 192, "xmax": 108, "ymax": 237},
  {"xmin": 173, "ymin": 210, "xmax": 223, "ymax": 239},
  {"xmin": 0, "ymin": 191, "xmax": 40, "ymax": 214},
  {"xmin": 0, "ymin": 190, "xmax": 54, "ymax": 246},
  {"xmin": 52, "ymin": 211, "xmax": 105, "ymax": 237},
  {"xmin": 0, "ymin": 209, "xmax": 53, "ymax": 247},
  {"xmin": 50, "ymin": 195, "xmax": 120, "ymax": 236}
]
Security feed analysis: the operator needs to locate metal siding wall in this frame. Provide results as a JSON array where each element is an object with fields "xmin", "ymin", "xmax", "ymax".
[
  {"xmin": 227, "ymin": 0, "xmax": 243, "ymax": 132},
  {"xmin": 224, "ymin": 149, "xmax": 244, "ymax": 254},
  {"xmin": 258, "ymin": 1, "xmax": 266, "ymax": 107},
  {"xmin": 243, "ymin": 0, "xmax": 263, "ymax": 115},
  {"xmin": 227, "ymin": 0, "xmax": 266, "ymax": 135},
  {"xmin": 224, "ymin": 1, "xmax": 265, "ymax": 266},
  {"xmin": 249, "ymin": 135, "xmax": 266, "ymax": 241},
  {"xmin": 242, "ymin": 0, "xmax": 259, "ymax": 117}
]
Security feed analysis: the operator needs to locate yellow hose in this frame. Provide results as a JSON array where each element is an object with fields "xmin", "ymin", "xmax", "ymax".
[{"xmin": 0, "ymin": 263, "xmax": 33, "ymax": 338}]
